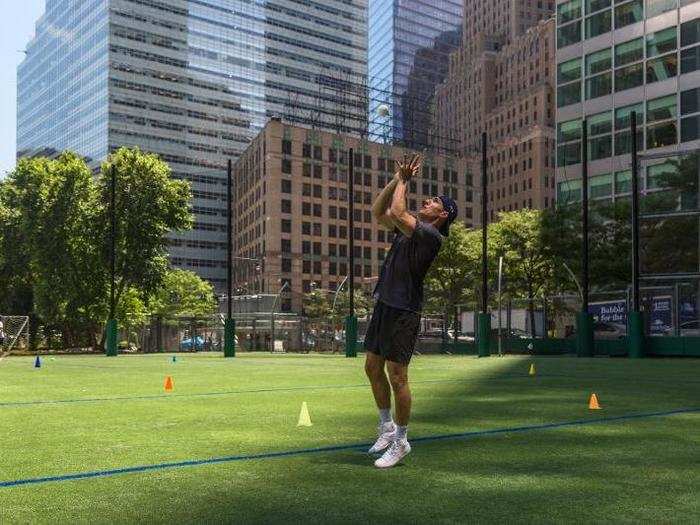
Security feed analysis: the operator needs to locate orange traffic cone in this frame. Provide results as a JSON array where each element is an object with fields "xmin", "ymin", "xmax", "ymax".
[
  {"xmin": 588, "ymin": 393, "xmax": 601, "ymax": 410},
  {"xmin": 164, "ymin": 376, "xmax": 174, "ymax": 392}
]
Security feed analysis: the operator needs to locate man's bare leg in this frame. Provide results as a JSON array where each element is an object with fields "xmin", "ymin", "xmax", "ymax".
[
  {"xmin": 365, "ymin": 352, "xmax": 397, "ymax": 454},
  {"xmin": 387, "ymin": 361, "xmax": 411, "ymax": 427},
  {"xmin": 364, "ymin": 351, "xmax": 391, "ymax": 411},
  {"xmin": 374, "ymin": 360, "xmax": 412, "ymax": 468}
]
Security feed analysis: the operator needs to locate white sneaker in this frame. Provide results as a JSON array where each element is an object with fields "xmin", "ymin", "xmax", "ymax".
[
  {"xmin": 367, "ymin": 422, "xmax": 396, "ymax": 454},
  {"xmin": 374, "ymin": 438, "xmax": 411, "ymax": 468}
]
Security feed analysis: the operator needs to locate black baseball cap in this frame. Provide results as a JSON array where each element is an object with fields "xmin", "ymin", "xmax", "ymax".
[{"xmin": 438, "ymin": 195, "xmax": 458, "ymax": 236}]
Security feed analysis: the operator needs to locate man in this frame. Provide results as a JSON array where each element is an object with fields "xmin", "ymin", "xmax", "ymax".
[{"xmin": 364, "ymin": 154, "xmax": 458, "ymax": 468}]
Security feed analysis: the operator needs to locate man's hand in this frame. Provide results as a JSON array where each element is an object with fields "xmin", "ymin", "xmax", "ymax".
[{"xmin": 396, "ymin": 154, "xmax": 422, "ymax": 182}]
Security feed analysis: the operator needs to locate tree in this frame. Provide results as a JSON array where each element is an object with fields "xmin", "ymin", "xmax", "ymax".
[
  {"xmin": 0, "ymin": 154, "xmax": 105, "ymax": 347},
  {"xmin": 424, "ymin": 222, "xmax": 483, "ymax": 340},
  {"xmin": 149, "ymin": 269, "xmax": 218, "ymax": 318},
  {"xmin": 0, "ymin": 147, "xmax": 195, "ymax": 349},
  {"xmin": 99, "ymin": 148, "xmax": 193, "ymax": 323},
  {"xmin": 491, "ymin": 210, "xmax": 556, "ymax": 336}
]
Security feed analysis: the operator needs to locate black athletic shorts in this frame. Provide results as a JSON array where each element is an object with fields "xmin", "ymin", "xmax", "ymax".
[{"xmin": 364, "ymin": 301, "xmax": 421, "ymax": 365}]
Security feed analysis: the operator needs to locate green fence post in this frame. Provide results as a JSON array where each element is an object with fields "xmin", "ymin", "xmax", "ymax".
[
  {"xmin": 345, "ymin": 314, "xmax": 357, "ymax": 358},
  {"xmin": 105, "ymin": 319, "xmax": 118, "ymax": 357},
  {"xmin": 576, "ymin": 311, "xmax": 594, "ymax": 357},
  {"xmin": 224, "ymin": 318, "xmax": 236, "ymax": 358},
  {"xmin": 628, "ymin": 311, "xmax": 644, "ymax": 358},
  {"xmin": 477, "ymin": 313, "xmax": 490, "ymax": 357}
]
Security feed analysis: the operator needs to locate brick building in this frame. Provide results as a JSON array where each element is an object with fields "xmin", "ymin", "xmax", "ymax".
[
  {"xmin": 433, "ymin": 1, "xmax": 557, "ymax": 220},
  {"xmin": 232, "ymin": 120, "xmax": 475, "ymax": 313}
]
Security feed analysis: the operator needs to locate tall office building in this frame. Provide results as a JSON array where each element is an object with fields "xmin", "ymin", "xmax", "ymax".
[
  {"xmin": 232, "ymin": 120, "xmax": 474, "ymax": 313},
  {"xmin": 555, "ymin": 1, "xmax": 700, "ymax": 328},
  {"xmin": 367, "ymin": 0, "xmax": 462, "ymax": 150},
  {"xmin": 433, "ymin": 1, "xmax": 557, "ymax": 220},
  {"xmin": 17, "ymin": 0, "xmax": 367, "ymax": 292}
]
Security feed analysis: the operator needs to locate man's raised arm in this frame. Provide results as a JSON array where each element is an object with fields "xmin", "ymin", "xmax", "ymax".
[{"xmin": 372, "ymin": 173, "xmax": 400, "ymax": 230}]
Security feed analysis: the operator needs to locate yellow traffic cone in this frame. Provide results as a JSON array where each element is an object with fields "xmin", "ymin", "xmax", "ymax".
[
  {"xmin": 529, "ymin": 363, "xmax": 536, "ymax": 376},
  {"xmin": 588, "ymin": 393, "xmax": 601, "ymax": 410},
  {"xmin": 297, "ymin": 401, "xmax": 312, "ymax": 427}
]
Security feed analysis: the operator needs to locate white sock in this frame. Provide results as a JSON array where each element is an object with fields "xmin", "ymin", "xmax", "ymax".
[
  {"xmin": 379, "ymin": 408, "xmax": 393, "ymax": 425},
  {"xmin": 395, "ymin": 425, "xmax": 407, "ymax": 440}
]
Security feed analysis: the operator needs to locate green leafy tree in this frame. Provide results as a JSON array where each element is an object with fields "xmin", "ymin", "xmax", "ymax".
[
  {"xmin": 491, "ymin": 210, "xmax": 557, "ymax": 336},
  {"xmin": 99, "ymin": 148, "xmax": 193, "ymax": 318},
  {"xmin": 303, "ymin": 289, "xmax": 332, "ymax": 319},
  {"xmin": 0, "ymin": 154, "xmax": 105, "ymax": 346},
  {"xmin": 149, "ymin": 269, "xmax": 218, "ymax": 318},
  {"xmin": 424, "ymin": 222, "xmax": 482, "ymax": 340}
]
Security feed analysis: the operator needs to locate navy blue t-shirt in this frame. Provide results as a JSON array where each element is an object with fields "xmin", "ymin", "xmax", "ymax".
[{"xmin": 373, "ymin": 221, "xmax": 443, "ymax": 313}]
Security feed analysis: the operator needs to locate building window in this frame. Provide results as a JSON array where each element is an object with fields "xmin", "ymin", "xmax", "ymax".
[
  {"xmin": 557, "ymin": 1, "xmax": 582, "ymax": 25},
  {"xmin": 302, "ymin": 222, "xmax": 310, "ymax": 235},
  {"xmin": 557, "ymin": 118, "xmax": 582, "ymax": 166},
  {"xmin": 615, "ymin": 0, "xmax": 643, "ymax": 29},
  {"xmin": 646, "ymin": 0, "xmax": 677, "ymax": 19},
  {"xmin": 313, "ymin": 164, "xmax": 322, "ymax": 179},
  {"xmin": 281, "ymin": 159, "xmax": 292, "ymax": 174},
  {"xmin": 590, "ymin": 173, "xmax": 613, "ymax": 199},
  {"xmin": 557, "ymin": 179, "xmax": 582, "ymax": 202},
  {"xmin": 588, "ymin": 111, "xmax": 612, "ymax": 161},
  {"xmin": 313, "ymin": 203, "xmax": 322, "ymax": 217},
  {"xmin": 281, "ymin": 199, "xmax": 292, "ymax": 213},
  {"xmin": 282, "ymin": 140, "xmax": 292, "ymax": 155},
  {"xmin": 282, "ymin": 258, "xmax": 292, "ymax": 272},
  {"xmin": 302, "ymin": 143, "xmax": 311, "ymax": 158},
  {"xmin": 614, "ymin": 103, "xmax": 644, "ymax": 155},
  {"xmin": 281, "ymin": 219, "xmax": 292, "ymax": 233},
  {"xmin": 646, "ymin": 54, "xmax": 677, "ymax": 83},
  {"xmin": 303, "ymin": 260, "xmax": 311, "ymax": 274},
  {"xmin": 615, "ymin": 170, "xmax": 632, "ymax": 194},
  {"xmin": 302, "ymin": 241, "xmax": 311, "ymax": 254},
  {"xmin": 302, "ymin": 183, "xmax": 311, "ymax": 196},
  {"xmin": 646, "ymin": 95, "xmax": 678, "ymax": 149},
  {"xmin": 647, "ymin": 161, "xmax": 676, "ymax": 189},
  {"xmin": 681, "ymin": 17, "xmax": 700, "ymax": 47},
  {"xmin": 313, "ymin": 146, "xmax": 322, "ymax": 160},
  {"xmin": 281, "ymin": 179, "xmax": 292, "ymax": 193},
  {"xmin": 681, "ymin": 45, "xmax": 700, "ymax": 74},
  {"xmin": 681, "ymin": 87, "xmax": 700, "ymax": 142},
  {"xmin": 586, "ymin": 9, "xmax": 611, "ymax": 38},
  {"xmin": 558, "ymin": 21, "xmax": 582, "ymax": 47},
  {"xmin": 281, "ymin": 239, "xmax": 291, "ymax": 253},
  {"xmin": 302, "ymin": 163, "xmax": 311, "ymax": 177},
  {"xmin": 585, "ymin": 48, "xmax": 612, "ymax": 100},
  {"xmin": 615, "ymin": 62, "xmax": 644, "ymax": 92},
  {"xmin": 647, "ymin": 27, "xmax": 677, "ymax": 58}
]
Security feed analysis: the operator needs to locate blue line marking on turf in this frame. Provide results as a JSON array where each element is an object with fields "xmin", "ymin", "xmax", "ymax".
[{"xmin": 1, "ymin": 407, "xmax": 697, "ymax": 489}]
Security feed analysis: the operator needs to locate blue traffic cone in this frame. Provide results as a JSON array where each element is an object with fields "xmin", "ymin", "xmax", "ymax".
[{"xmin": 34, "ymin": 356, "xmax": 41, "ymax": 368}]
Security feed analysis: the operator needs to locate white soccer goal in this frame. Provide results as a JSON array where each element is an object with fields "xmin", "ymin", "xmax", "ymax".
[{"xmin": 0, "ymin": 315, "xmax": 29, "ymax": 356}]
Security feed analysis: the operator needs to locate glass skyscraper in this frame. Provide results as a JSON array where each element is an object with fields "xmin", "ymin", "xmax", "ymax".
[
  {"xmin": 367, "ymin": 0, "xmax": 462, "ymax": 149},
  {"xmin": 17, "ymin": 0, "xmax": 367, "ymax": 292}
]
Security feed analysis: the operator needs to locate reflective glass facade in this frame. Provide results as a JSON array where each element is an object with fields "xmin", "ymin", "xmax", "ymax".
[
  {"xmin": 368, "ymin": 0, "xmax": 462, "ymax": 149},
  {"xmin": 18, "ymin": 0, "xmax": 367, "ymax": 292},
  {"xmin": 17, "ymin": 0, "xmax": 110, "ymax": 163}
]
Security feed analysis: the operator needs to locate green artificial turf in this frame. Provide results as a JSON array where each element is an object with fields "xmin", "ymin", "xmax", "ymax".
[{"xmin": 0, "ymin": 353, "xmax": 698, "ymax": 524}]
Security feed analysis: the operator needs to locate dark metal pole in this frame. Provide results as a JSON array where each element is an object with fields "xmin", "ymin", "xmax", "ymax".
[
  {"xmin": 478, "ymin": 132, "xmax": 490, "ymax": 357},
  {"xmin": 481, "ymin": 132, "xmax": 488, "ymax": 313},
  {"xmin": 345, "ymin": 147, "xmax": 357, "ymax": 357},
  {"xmin": 581, "ymin": 119, "xmax": 589, "ymax": 312},
  {"xmin": 110, "ymin": 164, "xmax": 116, "ymax": 319},
  {"xmin": 577, "ymin": 120, "xmax": 593, "ymax": 357},
  {"xmin": 628, "ymin": 111, "xmax": 644, "ymax": 358},
  {"xmin": 224, "ymin": 158, "xmax": 235, "ymax": 357},
  {"xmin": 227, "ymin": 158, "xmax": 233, "ymax": 320},
  {"xmin": 348, "ymin": 147, "xmax": 355, "ymax": 317},
  {"xmin": 631, "ymin": 112, "xmax": 640, "ymax": 313}
]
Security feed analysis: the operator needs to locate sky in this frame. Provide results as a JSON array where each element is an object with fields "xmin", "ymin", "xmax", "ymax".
[{"xmin": 0, "ymin": 0, "xmax": 46, "ymax": 178}]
